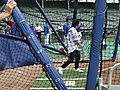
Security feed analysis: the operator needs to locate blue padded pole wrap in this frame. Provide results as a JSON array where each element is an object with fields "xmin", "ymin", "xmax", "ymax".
[
  {"xmin": 85, "ymin": 0, "xmax": 106, "ymax": 90},
  {"xmin": 13, "ymin": 7, "xmax": 67, "ymax": 90},
  {"xmin": 112, "ymin": 20, "xmax": 120, "ymax": 61},
  {"xmin": 2, "ymin": 0, "xmax": 68, "ymax": 90}
]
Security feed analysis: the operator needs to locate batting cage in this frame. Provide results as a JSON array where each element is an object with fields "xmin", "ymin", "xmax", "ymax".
[{"xmin": 0, "ymin": 0, "xmax": 120, "ymax": 90}]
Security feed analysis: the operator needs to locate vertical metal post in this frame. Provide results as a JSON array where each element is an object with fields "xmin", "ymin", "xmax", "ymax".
[
  {"xmin": 73, "ymin": 0, "xmax": 78, "ymax": 20},
  {"xmin": 42, "ymin": 0, "xmax": 44, "ymax": 8},
  {"xmin": 67, "ymin": 0, "xmax": 70, "ymax": 10}
]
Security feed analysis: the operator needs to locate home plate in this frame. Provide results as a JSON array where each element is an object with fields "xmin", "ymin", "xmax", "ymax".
[{"xmin": 64, "ymin": 81, "xmax": 75, "ymax": 86}]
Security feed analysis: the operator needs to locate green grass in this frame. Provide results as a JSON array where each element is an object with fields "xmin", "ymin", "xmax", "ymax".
[
  {"xmin": 32, "ymin": 79, "xmax": 86, "ymax": 88},
  {"xmin": 31, "ymin": 37, "xmax": 120, "ymax": 89},
  {"xmin": 32, "ymin": 69, "xmax": 88, "ymax": 88},
  {"xmin": 44, "ymin": 37, "xmax": 120, "ymax": 59}
]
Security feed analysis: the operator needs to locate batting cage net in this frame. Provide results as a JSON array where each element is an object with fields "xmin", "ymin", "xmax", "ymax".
[{"xmin": 0, "ymin": 0, "xmax": 120, "ymax": 90}]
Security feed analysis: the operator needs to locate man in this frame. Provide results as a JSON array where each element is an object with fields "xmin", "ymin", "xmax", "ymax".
[
  {"xmin": 59, "ymin": 19, "xmax": 83, "ymax": 75},
  {"xmin": 0, "ymin": 0, "xmax": 16, "ymax": 21},
  {"xmin": 30, "ymin": 23, "xmax": 37, "ymax": 36},
  {"xmin": 35, "ymin": 23, "xmax": 43, "ymax": 42},
  {"xmin": 63, "ymin": 16, "xmax": 72, "ymax": 37},
  {"xmin": 44, "ymin": 21, "xmax": 51, "ymax": 45},
  {"xmin": 63, "ymin": 16, "xmax": 72, "ymax": 46}
]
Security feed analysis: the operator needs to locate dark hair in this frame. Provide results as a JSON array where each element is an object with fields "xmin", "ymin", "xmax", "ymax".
[
  {"xmin": 66, "ymin": 16, "xmax": 72, "ymax": 22},
  {"xmin": 72, "ymin": 19, "xmax": 80, "ymax": 27}
]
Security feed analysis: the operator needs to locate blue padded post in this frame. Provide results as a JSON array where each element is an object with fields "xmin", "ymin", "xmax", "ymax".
[
  {"xmin": 85, "ymin": 0, "xmax": 106, "ymax": 90},
  {"xmin": 112, "ymin": 20, "xmax": 120, "ymax": 61},
  {"xmin": 1, "ymin": 0, "xmax": 68, "ymax": 90}
]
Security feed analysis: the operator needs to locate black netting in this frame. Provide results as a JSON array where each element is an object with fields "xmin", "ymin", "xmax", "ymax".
[{"xmin": 0, "ymin": 0, "xmax": 120, "ymax": 90}]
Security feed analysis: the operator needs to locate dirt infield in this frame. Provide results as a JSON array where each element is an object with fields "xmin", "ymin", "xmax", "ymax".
[
  {"xmin": 0, "ymin": 65, "xmax": 42, "ymax": 90},
  {"xmin": 101, "ymin": 56, "xmax": 120, "ymax": 85},
  {"xmin": 0, "ymin": 57, "xmax": 119, "ymax": 90}
]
